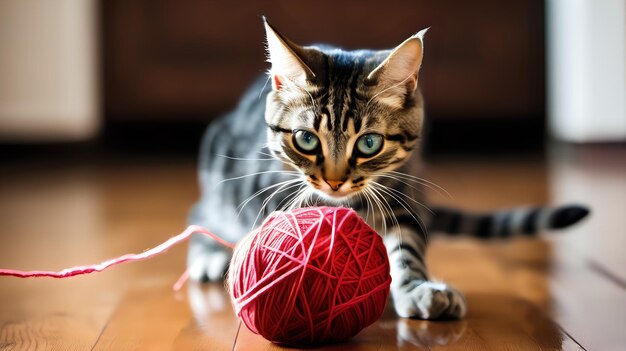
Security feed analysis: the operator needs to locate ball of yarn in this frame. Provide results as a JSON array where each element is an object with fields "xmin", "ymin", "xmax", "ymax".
[{"xmin": 228, "ymin": 206, "xmax": 391, "ymax": 346}]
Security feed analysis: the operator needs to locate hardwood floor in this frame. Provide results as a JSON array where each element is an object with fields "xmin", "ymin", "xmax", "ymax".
[{"xmin": 0, "ymin": 145, "xmax": 624, "ymax": 350}]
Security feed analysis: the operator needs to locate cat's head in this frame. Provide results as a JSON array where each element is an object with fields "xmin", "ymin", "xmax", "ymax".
[{"xmin": 263, "ymin": 18, "xmax": 427, "ymax": 201}]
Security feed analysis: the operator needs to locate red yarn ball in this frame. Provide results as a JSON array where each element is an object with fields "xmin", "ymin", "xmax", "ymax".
[{"xmin": 228, "ymin": 206, "xmax": 391, "ymax": 346}]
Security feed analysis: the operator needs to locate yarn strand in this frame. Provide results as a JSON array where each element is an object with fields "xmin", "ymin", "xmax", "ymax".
[{"xmin": 0, "ymin": 225, "xmax": 235, "ymax": 286}]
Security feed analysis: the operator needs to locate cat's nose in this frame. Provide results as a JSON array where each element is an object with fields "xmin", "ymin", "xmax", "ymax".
[{"xmin": 325, "ymin": 179, "xmax": 344, "ymax": 191}]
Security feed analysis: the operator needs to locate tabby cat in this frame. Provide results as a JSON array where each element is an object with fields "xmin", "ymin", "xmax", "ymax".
[{"xmin": 187, "ymin": 18, "xmax": 589, "ymax": 320}]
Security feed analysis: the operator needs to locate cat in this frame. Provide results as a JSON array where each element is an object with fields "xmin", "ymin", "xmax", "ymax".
[{"xmin": 187, "ymin": 18, "xmax": 589, "ymax": 320}]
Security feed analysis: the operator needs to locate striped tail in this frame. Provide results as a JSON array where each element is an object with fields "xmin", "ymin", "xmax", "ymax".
[{"xmin": 427, "ymin": 204, "xmax": 590, "ymax": 238}]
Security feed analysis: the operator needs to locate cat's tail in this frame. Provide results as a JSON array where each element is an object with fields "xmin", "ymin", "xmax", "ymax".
[{"xmin": 426, "ymin": 204, "xmax": 590, "ymax": 238}]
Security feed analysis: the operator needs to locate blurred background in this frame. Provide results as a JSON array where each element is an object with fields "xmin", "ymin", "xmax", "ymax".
[{"xmin": 1, "ymin": 0, "xmax": 624, "ymax": 154}]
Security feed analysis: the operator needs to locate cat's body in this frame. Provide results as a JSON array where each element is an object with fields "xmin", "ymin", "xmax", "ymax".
[{"xmin": 188, "ymin": 19, "xmax": 589, "ymax": 320}]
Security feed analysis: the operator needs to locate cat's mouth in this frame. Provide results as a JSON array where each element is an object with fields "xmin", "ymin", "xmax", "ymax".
[
  {"xmin": 318, "ymin": 188, "xmax": 354, "ymax": 199},
  {"xmin": 306, "ymin": 177, "xmax": 365, "ymax": 201}
]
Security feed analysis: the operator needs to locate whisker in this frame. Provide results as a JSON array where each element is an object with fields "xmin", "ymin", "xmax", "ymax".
[
  {"xmin": 364, "ymin": 189, "xmax": 377, "ymax": 229},
  {"xmin": 257, "ymin": 150, "xmax": 277, "ymax": 158},
  {"xmin": 368, "ymin": 188, "xmax": 387, "ymax": 233},
  {"xmin": 370, "ymin": 182, "xmax": 428, "ymax": 239},
  {"xmin": 277, "ymin": 183, "xmax": 306, "ymax": 211},
  {"xmin": 369, "ymin": 185, "xmax": 401, "ymax": 234},
  {"xmin": 388, "ymin": 171, "xmax": 452, "ymax": 199},
  {"xmin": 356, "ymin": 193, "xmax": 369, "ymax": 223},
  {"xmin": 236, "ymin": 178, "xmax": 303, "ymax": 217},
  {"xmin": 374, "ymin": 173, "xmax": 427, "ymax": 195},
  {"xmin": 373, "ymin": 180, "xmax": 433, "ymax": 215},
  {"xmin": 366, "ymin": 185, "xmax": 408, "ymax": 266},
  {"xmin": 372, "ymin": 187, "xmax": 402, "ymax": 238},
  {"xmin": 213, "ymin": 153, "xmax": 275, "ymax": 162},
  {"xmin": 374, "ymin": 187, "xmax": 404, "ymax": 251},
  {"xmin": 250, "ymin": 181, "xmax": 303, "ymax": 231},
  {"xmin": 282, "ymin": 187, "xmax": 303, "ymax": 211},
  {"xmin": 215, "ymin": 170, "xmax": 299, "ymax": 187},
  {"xmin": 277, "ymin": 74, "xmax": 319, "ymax": 113},
  {"xmin": 362, "ymin": 188, "xmax": 380, "ymax": 233},
  {"xmin": 365, "ymin": 187, "xmax": 391, "ymax": 236},
  {"xmin": 258, "ymin": 75, "xmax": 272, "ymax": 99},
  {"xmin": 289, "ymin": 186, "xmax": 311, "ymax": 211}
]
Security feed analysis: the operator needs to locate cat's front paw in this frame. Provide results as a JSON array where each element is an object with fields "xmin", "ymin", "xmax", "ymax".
[
  {"xmin": 393, "ymin": 281, "xmax": 467, "ymax": 320},
  {"xmin": 187, "ymin": 247, "xmax": 230, "ymax": 282}
]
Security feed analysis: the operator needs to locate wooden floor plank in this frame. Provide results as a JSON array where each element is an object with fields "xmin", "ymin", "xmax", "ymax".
[
  {"xmin": 0, "ymin": 161, "xmax": 199, "ymax": 351},
  {"xmin": 0, "ymin": 271, "xmax": 116, "ymax": 351},
  {"xmin": 550, "ymin": 144, "xmax": 626, "ymax": 283},
  {"xmin": 178, "ymin": 284, "xmax": 242, "ymax": 351},
  {"xmin": 549, "ymin": 145, "xmax": 626, "ymax": 351},
  {"xmin": 92, "ymin": 284, "xmax": 240, "ymax": 351},
  {"xmin": 548, "ymin": 242, "xmax": 626, "ymax": 351},
  {"xmin": 426, "ymin": 240, "xmax": 579, "ymax": 351},
  {"xmin": 0, "ymin": 313, "xmax": 100, "ymax": 351}
]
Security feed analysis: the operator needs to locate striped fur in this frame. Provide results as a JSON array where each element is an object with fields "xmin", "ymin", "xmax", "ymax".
[
  {"xmin": 188, "ymin": 19, "xmax": 590, "ymax": 320},
  {"xmin": 428, "ymin": 205, "xmax": 590, "ymax": 238}
]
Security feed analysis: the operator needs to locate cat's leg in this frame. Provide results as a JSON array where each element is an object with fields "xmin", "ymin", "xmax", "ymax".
[
  {"xmin": 186, "ymin": 202, "xmax": 238, "ymax": 282},
  {"xmin": 384, "ymin": 226, "xmax": 467, "ymax": 320},
  {"xmin": 187, "ymin": 234, "xmax": 231, "ymax": 282}
]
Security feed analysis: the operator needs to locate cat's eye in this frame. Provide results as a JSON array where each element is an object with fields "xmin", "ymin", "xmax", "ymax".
[
  {"xmin": 293, "ymin": 130, "xmax": 320, "ymax": 154},
  {"xmin": 356, "ymin": 134, "xmax": 384, "ymax": 157}
]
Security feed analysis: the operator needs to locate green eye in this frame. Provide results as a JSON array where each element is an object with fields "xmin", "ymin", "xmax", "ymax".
[
  {"xmin": 356, "ymin": 134, "xmax": 383, "ymax": 156},
  {"xmin": 293, "ymin": 130, "xmax": 320, "ymax": 154}
]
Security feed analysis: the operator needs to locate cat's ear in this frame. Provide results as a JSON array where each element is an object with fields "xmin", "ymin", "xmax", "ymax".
[
  {"xmin": 263, "ymin": 17, "xmax": 316, "ymax": 90},
  {"xmin": 366, "ymin": 28, "xmax": 429, "ymax": 107}
]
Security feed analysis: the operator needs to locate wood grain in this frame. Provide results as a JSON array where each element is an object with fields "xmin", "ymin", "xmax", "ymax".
[{"xmin": 1, "ymin": 147, "xmax": 624, "ymax": 350}]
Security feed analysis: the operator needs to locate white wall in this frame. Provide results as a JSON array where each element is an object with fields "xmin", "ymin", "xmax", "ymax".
[
  {"xmin": 547, "ymin": 0, "xmax": 626, "ymax": 142},
  {"xmin": 0, "ymin": 0, "xmax": 99, "ymax": 142}
]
